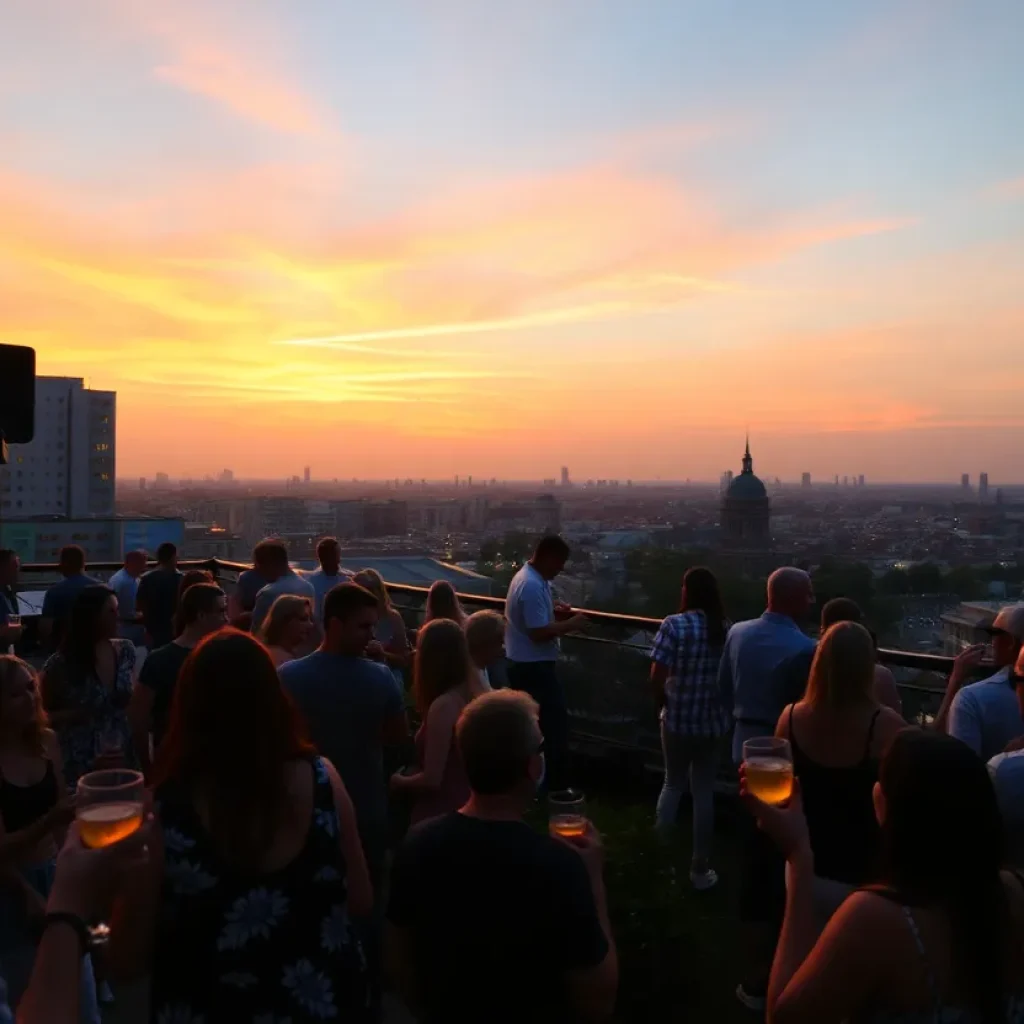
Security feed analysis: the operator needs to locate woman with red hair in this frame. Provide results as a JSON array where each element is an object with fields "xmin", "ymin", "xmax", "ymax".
[{"xmin": 108, "ymin": 629, "xmax": 372, "ymax": 1022}]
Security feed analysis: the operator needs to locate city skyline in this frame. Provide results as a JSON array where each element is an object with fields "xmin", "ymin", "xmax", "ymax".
[{"xmin": 2, "ymin": 0, "xmax": 1023, "ymax": 481}]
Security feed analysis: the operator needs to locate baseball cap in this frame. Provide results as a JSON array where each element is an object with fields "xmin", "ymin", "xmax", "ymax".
[{"xmin": 984, "ymin": 604, "xmax": 1024, "ymax": 643}]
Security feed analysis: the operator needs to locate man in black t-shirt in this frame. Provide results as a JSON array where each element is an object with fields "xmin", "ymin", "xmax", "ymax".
[
  {"xmin": 387, "ymin": 690, "xmax": 617, "ymax": 1023},
  {"xmin": 135, "ymin": 541, "xmax": 183, "ymax": 650},
  {"xmin": 128, "ymin": 583, "xmax": 227, "ymax": 775}
]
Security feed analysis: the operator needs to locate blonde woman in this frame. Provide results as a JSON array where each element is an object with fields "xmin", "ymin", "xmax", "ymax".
[
  {"xmin": 259, "ymin": 594, "xmax": 313, "ymax": 668},
  {"xmin": 423, "ymin": 581, "xmax": 467, "ymax": 627},
  {"xmin": 351, "ymin": 569, "xmax": 409, "ymax": 684},
  {"xmin": 390, "ymin": 619, "xmax": 479, "ymax": 824},
  {"xmin": 774, "ymin": 621, "xmax": 906, "ymax": 897}
]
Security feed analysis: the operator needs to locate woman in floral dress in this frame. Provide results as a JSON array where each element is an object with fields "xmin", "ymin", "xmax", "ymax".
[
  {"xmin": 106, "ymin": 629, "xmax": 373, "ymax": 1023},
  {"xmin": 40, "ymin": 585, "xmax": 137, "ymax": 786}
]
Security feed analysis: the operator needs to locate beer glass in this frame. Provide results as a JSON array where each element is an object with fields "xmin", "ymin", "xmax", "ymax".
[
  {"xmin": 76, "ymin": 769, "xmax": 145, "ymax": 849},
  {"xmin": 549, "ymin": 789, "xmax": 587, "ymax": 839},
  {"xmin": 742, "ymin": 737, "xmax": 794, "ymax": 806}
]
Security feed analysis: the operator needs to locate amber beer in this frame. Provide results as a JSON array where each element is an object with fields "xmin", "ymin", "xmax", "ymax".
[
  {"xmin": 78, "ymin": 801, "xmax": 144, "ymax": 849},
  {"xmin": 744, "ymin": 758, "xmax": 794, "ymax": 806},
  {"xmin": 742, "ymin": 736, "xmax": 794, "ymax": 806},
  {"xmin": 550, "ymin": 815, "xmax": 588, "ymax": 840},
  {"xmin": 548, "ymin": 789, "xmax": 587, "ymax": 840}
]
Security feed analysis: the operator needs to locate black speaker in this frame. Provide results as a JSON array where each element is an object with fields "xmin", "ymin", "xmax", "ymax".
[{"xmin": 0, "ymin": 344, "xmax": 35, "ymax": 443}]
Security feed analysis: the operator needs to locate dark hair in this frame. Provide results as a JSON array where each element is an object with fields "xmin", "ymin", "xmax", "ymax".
[
  {"xmin": 0, "ymin": 655, "xmax": 48, "ymax": 756},
  {"xmin": 414, "ymin": 619, "xmax": 471, "ymax": 714},
  {"xmin": 877, "ymin": 731, "xmax": 1009, "ymax": 1023},
  {"xmin": 0, "ymin": 549, "xmax": 17, "ymax": 568},
  {"xmin": 173, "ymin": 569, "xmax": 215, "ymax": 635},
  {"xmin": 323, "ymin": 582, "xmax": 378, "ymax": 629},
  {"xmin": 253, "ymin": 539, "xmax": 288, "ymax": 571},
  {"xmin": 821, "ymin": 597, "xmax": 863, "ymax": 631},
  {"xmin": 534, "ymin": 535, "xmax": 570, "ymax": 561},
  {"xmin": 153, "ymin": 629, "xmax": 313, "ymax": 870},
  {"xmin": 58, "ymin": 545, "xmax": 85, "ymax": 574},
  {"xmin": 156, "ymin": 542, "xmax": 177, "ymax": 563},
  {"xmin": 680, "ymin": 566, "xmax": 727, "ymax": 647},
  {"xmin": 178, "ymin": 583, "xmax": 224, "ymax": 628},
  {"xmin": 424, "ymin": 580, "xmax": 465, "ymax": 625},
  {"xmin": 61, "ymin": 586, "xmax": 115, "ymax": 681},
  {"xmin": 316, "ymin": 536, "xmax": 340, "ymax": 561},
  {"xmin": 457, "ymin": 690, "xmax": 539, "ymax": 795}
]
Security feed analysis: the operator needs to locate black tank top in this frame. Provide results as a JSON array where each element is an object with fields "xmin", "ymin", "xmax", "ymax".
[
  {"xmin": 0, "ymin": 759, "xmax": 59, "ymax": 833},
  {"xmin": 788, "ymin": 705, "xmax": 883, "ymax": 886}
]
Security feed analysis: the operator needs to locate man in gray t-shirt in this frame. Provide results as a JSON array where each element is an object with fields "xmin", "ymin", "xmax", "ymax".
[
  {"xmin": 278, "ymin": 582, "xmax": 407, "ymax": 885},
  {"xmin": 249, "ymin": 539, "xmax": 316, "ymax": 636}
]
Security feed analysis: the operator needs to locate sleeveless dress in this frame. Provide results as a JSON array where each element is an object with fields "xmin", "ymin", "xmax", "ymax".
[
  {"xmin": 151, "ymin": 756, "xmax": 370, "ymax": 1023},
  {"xmin": 410, "ymin": 699, "xmax": 470, "ymax": 825},
  {"xmin": 788, "ymin": 706, "xmax": 882, "ymax": 886}
]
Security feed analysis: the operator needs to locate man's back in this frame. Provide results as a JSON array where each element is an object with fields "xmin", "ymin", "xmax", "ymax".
[
  {"xmin": 41, "ymin": 573, "xmax": 96, "ymax": 647},
  {"xmin": 721, "ymin": 612, "xmax": 815, "ymax": 761},
  {"xmin": 305, "ymin": 568, "xmax": 352, "ymax": 622},
  {"xmin": 505, "ymin": 563, "xmax": 557, "ymax": 662},
  {"xmin": 251, "ymin": 572, "xmax": 316, "ymax": 635},
  {"xmin": 279, "ymin": 651, "xmax": 402, "ymax": 834},
  {"xmin": 137, "ymin": 566, "xmax": 183, "ymax": 647},
  {"xmin": 949, "ymin": 668, "xmax": 1024, "ymax": 760},
  {"xmin": 388, "ymin": 813, "xmax": 608, "ymax": 1023}
]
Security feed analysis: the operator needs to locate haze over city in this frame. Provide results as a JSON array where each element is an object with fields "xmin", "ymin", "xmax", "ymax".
[{"xmin": 2, "ymin": 0, "xmax": 1023, "ymax": 482}]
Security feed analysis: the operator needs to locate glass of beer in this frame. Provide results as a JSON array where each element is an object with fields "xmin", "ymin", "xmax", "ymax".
[
  {"xmin": 549, "ymin": 789, "xmax": 587, "ymax": 839},
  {"xmin": 76, "ymin": 769, "xmax": 145, "ymax": 849},
  {"xmin": 742, "ymin": 737, "xmax": 794, "ymax": 806}
]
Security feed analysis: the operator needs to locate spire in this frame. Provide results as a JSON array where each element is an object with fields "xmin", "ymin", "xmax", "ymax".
[{"xmin": 742, "ymin": 432, "xmax": 753, "ymax": 474}]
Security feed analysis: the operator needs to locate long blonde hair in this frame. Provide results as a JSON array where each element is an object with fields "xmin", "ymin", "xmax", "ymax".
[
  {"xmin": 351, "ymin": 569, "xmax": 393, "ymax": 614},
  {"xmin": 414, "ymin": 619, "xmax": 472, "ymax": 715},
  {"xmin": 260, "ymin": 594, "xmax": 312, "ymax": 650},
  {"xmin": 805, "ymin": 621, "xmax": 876, "ymax": 710}
]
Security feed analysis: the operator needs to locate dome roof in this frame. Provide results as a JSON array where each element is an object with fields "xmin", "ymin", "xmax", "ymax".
[{"xmin": 726, "ymin": 471, "xmax": 767, "ymax": 500}]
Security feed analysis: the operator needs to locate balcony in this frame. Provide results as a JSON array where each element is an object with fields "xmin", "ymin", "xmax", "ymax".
[{"xmin": 14, "ymin": 557, "xmax": 952, "ymax": 764}]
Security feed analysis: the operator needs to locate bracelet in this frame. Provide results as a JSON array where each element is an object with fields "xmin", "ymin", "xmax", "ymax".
[{"xmin": 42, "ymin": 912, "xmax": 90, "ymax": 956}]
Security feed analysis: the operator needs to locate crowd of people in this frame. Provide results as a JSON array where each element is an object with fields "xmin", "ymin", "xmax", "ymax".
[{"xmin": 0, "ymin": 537, "xmax": 1022, "ymax": 1021}]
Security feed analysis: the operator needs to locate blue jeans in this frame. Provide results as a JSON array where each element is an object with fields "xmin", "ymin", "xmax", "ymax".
[
  {"xmin": 655, "ymin": 725, "xmax": 719, "ymax": 868},
  {"xmin": 507, "ymin": 660, "xmax": 568, "ymax": 791}
]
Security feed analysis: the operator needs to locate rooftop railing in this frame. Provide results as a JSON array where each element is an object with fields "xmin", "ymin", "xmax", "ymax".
[{"xmin": 15, "ymin": 558, "xmax": 953, "ymax": 765}]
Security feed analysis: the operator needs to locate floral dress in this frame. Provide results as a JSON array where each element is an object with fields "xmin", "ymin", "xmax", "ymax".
[
  {"xmin": 151, "ymin": 756, "xmax": 370, "ymax": 1024},
  {"xmin": 42, "ymin": 639, "xmax": 137, "ymax": 786}
]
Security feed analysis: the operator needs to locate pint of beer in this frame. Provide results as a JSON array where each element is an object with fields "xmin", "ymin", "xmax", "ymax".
[
  {"xmin": 742, "ymin": 737, "xmax": 794, "ymax": 806},
  {"xmin": 76, "ymin": 769, "xmax": 145, "ymax": 849},
  {"xmin": 549, "ymin": 789, "xmax": 587, "ymax": 839}
]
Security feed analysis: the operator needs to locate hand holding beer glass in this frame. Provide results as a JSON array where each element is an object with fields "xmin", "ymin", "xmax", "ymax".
[
  {"xmin": 549, "ymin": 789, "xmax": 588, "ymax": 840},
  {"xmin": 742, "ymin": 737, "xmax": 794, "ymax": 806}
]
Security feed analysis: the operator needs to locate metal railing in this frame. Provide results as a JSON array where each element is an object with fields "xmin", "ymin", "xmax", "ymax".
[{"xmin": 14, "ymin": 558, "xmax": 953, "ymax": 763}]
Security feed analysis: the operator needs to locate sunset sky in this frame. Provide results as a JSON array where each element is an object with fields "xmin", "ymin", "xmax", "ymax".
[{"xmin": 2, "ymin": 0, "xmax": 1023, "ymax": 482}]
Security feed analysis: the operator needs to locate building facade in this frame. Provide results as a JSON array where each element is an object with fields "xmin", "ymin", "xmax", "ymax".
[
  {"xmin": 0, "ymin": 377, "xmax": 115, "ymax": 519},
  {"xmin": 720, "ymin": 438, "xmax": 771, "ymax": 547}
]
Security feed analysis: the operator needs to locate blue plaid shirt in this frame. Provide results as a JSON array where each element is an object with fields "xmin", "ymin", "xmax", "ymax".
[{"xmin": 651, "ymin": 611, "xmax": 730, "ymax": 737}]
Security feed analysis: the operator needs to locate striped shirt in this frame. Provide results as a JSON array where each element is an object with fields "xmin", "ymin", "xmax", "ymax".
[{"xmin": 651, "ymin": 610, "xmax": 730, "ymax": 737}]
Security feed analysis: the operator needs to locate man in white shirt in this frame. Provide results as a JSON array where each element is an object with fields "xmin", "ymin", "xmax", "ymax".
[
  {"xmin": 304, "ymin": 536, "xmax": 353, "ymax": 625},
  {"xmin": 108, "ymin": 550, "xmax": 147, "ymax": 646},
  {"xmin": 504, "ymin": 535, "xmax": 587, "ymax": 790},
  {"xmin": 944, "ymin": 605, "xmax": 1024, "ymax": 760}
]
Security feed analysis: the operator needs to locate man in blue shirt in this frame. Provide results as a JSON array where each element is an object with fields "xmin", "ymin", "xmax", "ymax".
[
  {"xmin": 504, "ymin": 535, "xmax": 587, "ymax": 791},
  {"xmin": 304, "ymin": 536, "xmax": 352, "ymax": 625},
  {"xmin": 39, "ymin": 546, "xmax": 98, "ymax": 651},
  {"xmin": 250, "ymin": 539, "xmax": 316, "ymax": 637},
  {"xmin": 945, "ymin": 604, "xmax": 1024, "ymax": 760},
  {"xmin": 717, "ymin": 565, "xmax": 814, "ymax": 1012},
  {"xmin": 988, "ymin": 647, "xmax": 1024, "ymax": 867},
  {"xmin": 108, "ymin": 550, "xmax": 147, "ymax": 645}
]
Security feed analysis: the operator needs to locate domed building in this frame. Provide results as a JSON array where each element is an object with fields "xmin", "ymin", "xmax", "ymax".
[{"xmin": 721, "ymin": 437, "xmax": 771, "ymax": 547}]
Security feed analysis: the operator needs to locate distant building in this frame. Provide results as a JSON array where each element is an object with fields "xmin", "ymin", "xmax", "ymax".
[
  {"xmin": 858, "ymin": 474, "xmax": 865, "ymax": 487},
  {"xmin": 155, "ymin": 472, "xmax": 170, "ymax": 487},
  {"xmin": 720, "ymin": 437, "xmax": 771, "ymax": 548},
  {"xmin": 801, "ymin": 472, "xmax": 811, "ymax": 488},
  {"xmin": 561, "ymin": 466, "xmax": 571, "ymax": 487},
  {"xmin": 0, "ymin": 516, "xmax": 183, "ymax": 564},
  {"xmin": 961, "ymin": 473, "xmax": 971, "ymax": 491},
  {"xmin": 719, "ymin": 469, "xmax": 734, "ymax": 495},
  {"xmin": 979, "ymin": 472, "xmax": 990, "ymax": 502},
  {"xmin": 0, "ymin": 377, "xmax": 115, "ymax": 519},
  {"xmin": 139, "ymin": 477, "xmax": 147, "ymax": 491},
  {"xmin": 303, "ymin": 466, "xmax": 311, "ymax": 485}
]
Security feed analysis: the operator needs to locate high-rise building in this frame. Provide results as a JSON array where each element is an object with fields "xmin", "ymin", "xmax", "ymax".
[
  {"xmin": 0, "ymin": 377, "xmax": 115, "ymax": 518},
  {"xmin": 560, "ymin": 466, "xmax": 570, "ymax": 487},
  {"xmin": 858, "ymin": 474, "xmax": 865, "ymax": 488},
  {"xmin": 303, "ymin": 466, "xmax": 311, "ymax": 485},
  {"xmin": 719, "ymin": 469, "xmax": 734, "ymax": 494},
  {"xmin": 979, "ymin": 472, "xmax": 989, "ymax": 501},
  {"xmin": 961, "ymin": 473, "xmax": 970, "ymax": 491},
  {"xmin": 842, "ymin": 475, "xmax": 849, "ymax": 487},
  {"xmin": 801, "ymin": 472, "xmax": 811, "ymax": 488}
]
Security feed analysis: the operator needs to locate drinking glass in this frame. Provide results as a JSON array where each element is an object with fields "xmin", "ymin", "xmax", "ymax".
[
  {"xmin": 742, "ymin": 737, "xmax": 794, "ymax": 806},
  {"xmin": 76, "ymin": 769, "xmax": 145, "ymax": 850},
  {"xmin": 549, "ymin": 789, "xmax": 588, "ymax": 839}
]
